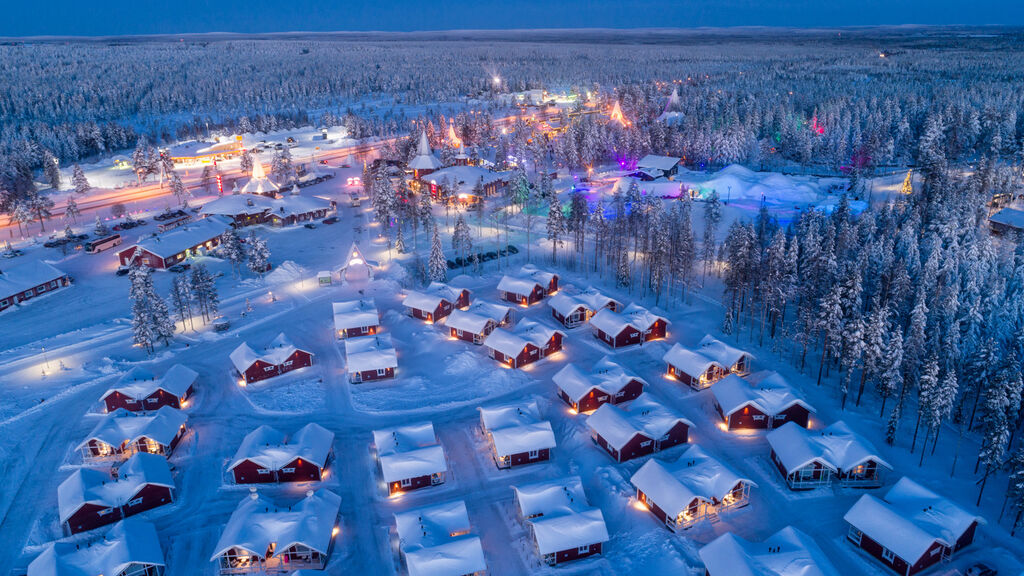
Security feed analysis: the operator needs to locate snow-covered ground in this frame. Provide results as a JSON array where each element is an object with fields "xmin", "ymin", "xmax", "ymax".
[{"xmin": 1, "ymin": 161, "xmax": 1019, "ymax": 576}]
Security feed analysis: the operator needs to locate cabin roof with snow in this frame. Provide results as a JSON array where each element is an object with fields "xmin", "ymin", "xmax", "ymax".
[
  {"xmin": 767, "ymin": 420, "xmax": 891, "ymax": 475},
  {"xmin": 990, "ymin": 207, "xmax": 1024, "ymax": 231},
  {"xmin": 421, "ymin": 165, "xmax": 508, "ymax": 188},
  {"xmin": 28, "ymin": 519, "xmax": 164, "ymax": 576},
  {"xmin": 58, "ymin": 452, "xmax": 173, "ymax": 524},
  {"xmin": 77, "ymin": 406, "xmax": 187, "ymax": 450},
  {"xmin": 553, "ymin": 356, "xmax": 646, "ymax": 403},
  {"xmin": 373, "ymin": 422, "xmax": 447, "ymax": 483},
  {"xmin": 843, "ymin": 477, "xmax": 984, "ymax": 563},
  {"xmin": 547, "ymin": 292, "xmax": 587, "ymax": 316},
  {"xmin": 586, "ymin": 393, "xmax": 693, "ymax": 450},
  {"xmin": 637, "ymin": 154, "xmax": 682, "ymax": 172},
  {"xmin": 531, "ymin": 507, "xmax": 609, "ymax": 556},
  {"xmin": 699, "ymin": 334, "xmax": 754, "ymax": 367},
  {"xmin": 394, "ymin": 500, "xmax": 486, "ymax": 576},
  {"xmin": 408, "ymin": 131, "xmax": 444, "ymax": 171},
  {"xmin": 513, "ymin": 476, "xmax": 589, "ymax": 518},
  {"xmin": 230, "ymin": 333, "xmax": 309, "ymax": 373},
  {"xmin": 229, "ymin": 423, "xmax": 334, "ymax": 472},
  {"xmin": 344, "ymin": 334, "xmax": 397, "ymax": 373},
  {"xmin": 590, "ymin": 303, "xmax": 667, "ymax": 335},
  {"xmin": 479, "ymin": 400, "xmax": 556, "ymax": 455},
  {"xmin": 403, "ymin": 282, "xmax": 466, "ymax": 312},
  {"xmin": 484, "ymin": 319, "xmax": 565, "ymax": 358},
  {"xmin": 519, "ymin": 264, "xmax": 557, "ymax": 286},
  {"xmin": 631, "ymin": 445, "xmax": 756, "ymax": 517},
  {"xmin": 332, "ymin": 299, "xmax": 379, "ymax": 331},
  {"xmin": 0, "ymin": 259, "xmax": 67, "ymax": 298},
  {"xmin": 101, "ymin": 364, "xmax": 198, "ymax": 402},
  {"xmin": 712, "ymin": 371, "xmax": 814, "ymax": 417},
  {"xmin": 210, "ymin": 489, "xmax": 342, "ymax": 560},
  {"xmin": 240, "ymin": 161, "xmax": 281, "ymax": 196},
  {"xmin": 662, "ymin": 343, "xmax": 722, "ymax": 375},
  {"xmin": 203, "ymin": 193, "xmax": 332, "ymax": 220},
  {"xmin": 444, "ymin": 309, "xmax": 495, "ymax": 335},
  {"xmin": 497, "ymin": 275, "xmax": 543, "ymax": 296},
  {"xmin": 124, "ymin": 216, "xmax": 231, "ymax": 260},
  {"xmin": 699, "ymin": 526, "xmax": 840, "ymax": 576}
]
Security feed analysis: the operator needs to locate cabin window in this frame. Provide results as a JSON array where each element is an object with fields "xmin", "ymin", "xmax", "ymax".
[
  {"xmin": 881, "ymin": 548, "xmax": 896, "ymax": 563},
  {"xmin": 0, "ymin": 299, "xmax": 7, "ymax": 306},
  {"xmin": 776, "ymin": 414, "xmax": 787, "ymax": 420},
  {"xmin": 753, "ymin": 415, "xmax": 766, "ymax": 421},
  {"xmin": 376, "ymin": 368, "xmax": 387, "ymax": 376},
  {"xmin": 50, "ymin": 280, "xmax": 58, "ymax": 288},
  {"xmin": 264, "ymin": 366, "xmax": 275, "ymax": 372},
  {"xmin": 528, "ymin": 449, "xmax": 539, "ymax": 459},
  {"xmin": 577, "ymin": 544, "xmax": 590, "ymax": 554},
  {"xmin": 400, "ymin": 478, "xmax": 413, "ymax": 487},
  {"xmin": 640, "ymin": 440, "xmax": 652, "ymax": 447},
  {"xmin": 128, "ymin": 497, "xmax": 143, "ymax": 506},
  {"xmin": 284, "ymin": 360, "xmax": 293, "ymax": 366},
  {"xmin": 23, "ymin": 290, "xmax": 32, "ymax": 298},
  {"xmin": 281, "ymin": 467, "xmax": 296, "ymax": 473},
  {"xmin": 257, "ymin": 468, "xmax": 271, "ymax": 474},
  {"xmin": 847, "ymin": 526, "xmax": 863, "ymax": 545},
  {"xmin": 97, "ymin": 507, "xmax": 114, "ymax": 516},
  {"xmin": 799, "ymin": 467, "xmax": 816, "ymax": 480},
  {"xmin": 456, "ymin": 329, "xmax": 464, "ymax": 337},
  {"xmin": 147, "ymin": 398, "xmax": 158, "ymax": 403},
  {"xmin": 126, "ymin": 399, "xmax": 137, "ymax": 404}
]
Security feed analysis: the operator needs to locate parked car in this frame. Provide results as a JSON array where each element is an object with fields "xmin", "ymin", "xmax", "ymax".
[
  {"xmin": 2, "ymin": 249, "xmax": 24, "ymax": 258},
  {"xmin": 322, "ymin": 216, "xmax": 339, "ymax": 225},
  {"xmin": 304, "ymin": 223, "xmax": 317, "ymax": 229},
  {"xmin": 318, "ymin": 159, "xmax": 329, "ymax": 165},
  {"xmin": 213, "ymin": 319, "xmax": 231, "ymax": 332},
  {"xmin": 168, "ymin": 263, "xmax": 191, "ymax": 273},
  {"xmin": 506, "ymin": 245, "xmax": 519, "ymax": 254},
  {"xmin": 966, "ymin": 563, "xmax": 997, "ymax": 576},
  {"xmin": 115, "ymin": 266, "xmax": 131, "ymax": 276}
]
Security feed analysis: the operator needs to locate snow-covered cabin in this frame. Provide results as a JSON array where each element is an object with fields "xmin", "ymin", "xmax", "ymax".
[
  {"xmin": 78, "ymin": 406, "xmax": 188, "ymax": 462},
  {"xmin": 338, "ymin": 242, "xmax": 375, "ymax": 282},
  {"xmin": 239, "ymin": 160, "xmax": 281, "ymax": 197},
  {"xmin": 478, "ymin": 400, "xmax": 557, "ymax": 468},
  {"xmin": 407, "ymin": 131, "xmax": 444, "ymax": 179},
  {"xmin": 116, "ymin": 216, "xmax": 230, "ymax": 269},
  {"xmin": 512, "ymin": 476, "xmax": 609, "ymax": 565},
  {"xmin": 332, "ymin": 298, "xmax": 380, "ymax": 338},
  {"xmin": 228, "ymin": 423, "xmax": 335, "ymax": 484},
  {"xmin": 767, "ymin": 421, "xmax": 892, "ymax": 490},
  {"xmin": 498, "ymin": 265, "xmax": 559, "ymax": 305},
  {"xmin": 445, "ymin": 300, "xmax": 513, "ymax": 344},
  {"xmin": 403, "ymin": 282, "xmax": 470, "ymax": 322},
  {"xmin": 989, "ymin": 206, "xmax": 1024, "ymax": 235},
  {"xmin": 589, "ymin": 303, "xmax": 668, "ymax": 348},
  {"xmin": 200, "ymin": 193, "xmax": 333, "ymax": 227},
  {"xmin": 0, "ymin": 260, "xmax": 71, "ymax": 312},
  {"xmin": 636, "ymin": 155, "xmax": 682, "ymax": 179},
  {"xmin": 844, "ymin": 477, "xmax": 984, "ymax": 575},
  {"xmin": 165, "ymin": 136, "xmax": 243, "ymax": 165},
  {"xmin": 711, "ymin": 371, "xmax": 814, "ymax": 431},
  {"xmin": 631, "ymin": 445, "xmax": 757, "ymax": 531},
  {"xmin": 421, "ymin": 165, "xmax": 510, "ymax": 199},
  {"xmin": 547, "ymin": 287, "xmax": 620, "ymax": 328},
  {"xmin": 28, "ymin": 519, "xmax": 166, "ymax": 576},
  {"xmin": 699, "ymin": 526, "xmax": 840, "ymax": 576},
  {"xmin": 698, "ymin": 335, "xmax": 754, "ymax": 374},
  {"xmin": 553, "ymin": 356, "xmax": 646, "ymax": 414},
  {"xmin": 230, "ymin": 333, "xmax": 314, "ymax": 384},
  {"xmin": 210, "ymin": 489, "xmax": 342, "ymax": 574},
  {"xmin": 483, "ymin": 319, "xmax": 565, "ymax": 368},
  {"xmin": 58, "ymin": 452, "xmax": 174, "ymax": 536},
  {"xmin": 394, "ymin": 500, "xmax": 486, "ymax": 576},
  {"xmin": 372, "ymin": 422, "xmax": 447, "ymax": 496},
  {"xmin": 100, "ymin": 364, "xmax": 198, "ymax": 413},
  {"xmin": 662, "ymin": 344, "xmax": 725, "ymax": 390},
  {"xmin": 344, "ymin": 333, "xmax": 397, "ymax": 383},
  {"xmin": 586, "ymin": 393, "xmax": 693, "ymax": 462}
]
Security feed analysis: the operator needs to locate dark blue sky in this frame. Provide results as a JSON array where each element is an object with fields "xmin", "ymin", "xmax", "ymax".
[{"xmin": 2, "ymin": 0, "xmax": 1021, "ymax": 37}]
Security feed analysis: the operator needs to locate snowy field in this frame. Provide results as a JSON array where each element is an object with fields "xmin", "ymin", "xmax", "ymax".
[{"xmin": 1, "ymin": 161, "xmax": 1020, "ymax": 576}]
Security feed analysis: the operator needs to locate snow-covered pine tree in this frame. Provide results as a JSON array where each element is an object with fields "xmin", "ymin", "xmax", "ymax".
[
  {"xmin": 1005, "ymin": 447, "xmax": 1024, "ymax": 535},
  {"xmin": 247, "ymin": 234, "xmax": 271, "ymax": 277},
  {"xmin": 43, "ymin": 150, "xmax": 61, "ymax": 190},
  {"xmin": 170, "ymin": 275, "xmax": 194, "ymax": 331},
  {"xmin": 877, "ymin": 320, "xmax": 903, "ymax": 416},
  {"xmin": 452, "ymin": 213, "xmax": 473, "ymax": 271},
  {"xmin": 169, "ymin": 170, "xmax": 188, "ymax": 206},
  {"xmin": 219, "ymin": 229, "xmax": 246, "ymax": 278},
  {"xmin": 977, "ymin": 376, "xmax": 1011, "ymax": 504},
  {"xmin": 701, "ymin": 190, "xmax": 722, "ymax": 282},
  {"xmin": 240, "ymin": 149, "xmax": 253, "ymax": 176},
  {"xmin": 428, "ymin": 224, "xmax": 447, "ymax": 282},
  {"xmin": 546, "ymin": 198, "xmax": 565, "ymax": 264},
  {"xmin": 64, "ymin": 196, "xmax": 80, "ymax": 224},
  {"xmin": 72, "ymin": 164, "xmax": 90, "ymax": 195},
  {"xmin": 94, "ymin": 215, "xmax": 109, "ymax": 237},
  {"xmin": 128, "ymin": 264, "xmax": 155, "ymax": 353},
  {"xmin": 150, "ymin": 290, "xmax": 175, "ymax": 347},
  {"xmin": 395, "ymin": 225, "xmax": 406, "ymax": 254},
  {"xmin": 189, "ymin": 263, "xmax": 219, "ymax": 322}
]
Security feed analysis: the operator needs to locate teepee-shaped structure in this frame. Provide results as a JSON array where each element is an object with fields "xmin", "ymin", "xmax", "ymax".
[
  {"xmin": 609, "ymin": 101, "xmax": 630, "ymax": 127},
  {"xmin": 657, "ymin": 87, "xmax": 685, "ymax": 125},
  {"xmin": 338, "ymin": 242, "xmax": 376, "ymax": 282},
  {"xmin": 407, "ymin": 131, "xmax": 443, "ymax": 178},
  {"xmin": 241, "ymin": 161, "xmax": 281, "ymax": 198}
]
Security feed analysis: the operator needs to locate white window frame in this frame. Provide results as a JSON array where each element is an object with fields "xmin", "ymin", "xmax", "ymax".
[
  {"xmin": 281, "ymin": 467, "xmax": 296, "ymax": 473},
  {"xmin": 400, "ymin": 477, "xmax": 413, "ymax": 487},
  {"xmin": 128, "ymin": 497, "xmax": 143, "ymax": 506},
  {"xmin": 97, "ymin": 507, "xmax": 114, "ymax": 516},
  {"xmin": 376, "ymin": 368, "xmax": 388, "ymax": 376},
  {"xmin": 257, "ymin": 468, "xmax": 271, "ymax": 475},
  {"xmin": 640, "ymin": 440, "xmax": 652, "ymax": 448},
  {"xmin": 264, "ymin": 366, "xmax": 275, "ymax": 372},
  {"xmin": 881, "ymin": 548, "xmax": 896, "ymax": 563},
  {"xmin": 752, "ymin": 414, "xmax": 766, "ymax": 421},
  {"xmin": 848, "ymin": 525, "xmax": 863, "ymax": 545},
  {"xmin": 577, "ymin": 544, "xmax": 590, "ymax": 554},
  {"xmin": 528, "ymin": 449, "xmax": 539, "ymax": 459},
  {"xmin": 146, "ymin": 397, "xmax": 158, "ymax": 403}
]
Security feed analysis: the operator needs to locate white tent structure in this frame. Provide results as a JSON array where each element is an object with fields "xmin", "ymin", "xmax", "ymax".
[
  {"xmin": 240, "ymin": 161, "xmax": 281, "ymax": 197},
  {"xmin": 338, "ymin": 243, "xmax": 376, "ymax": 282}
]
